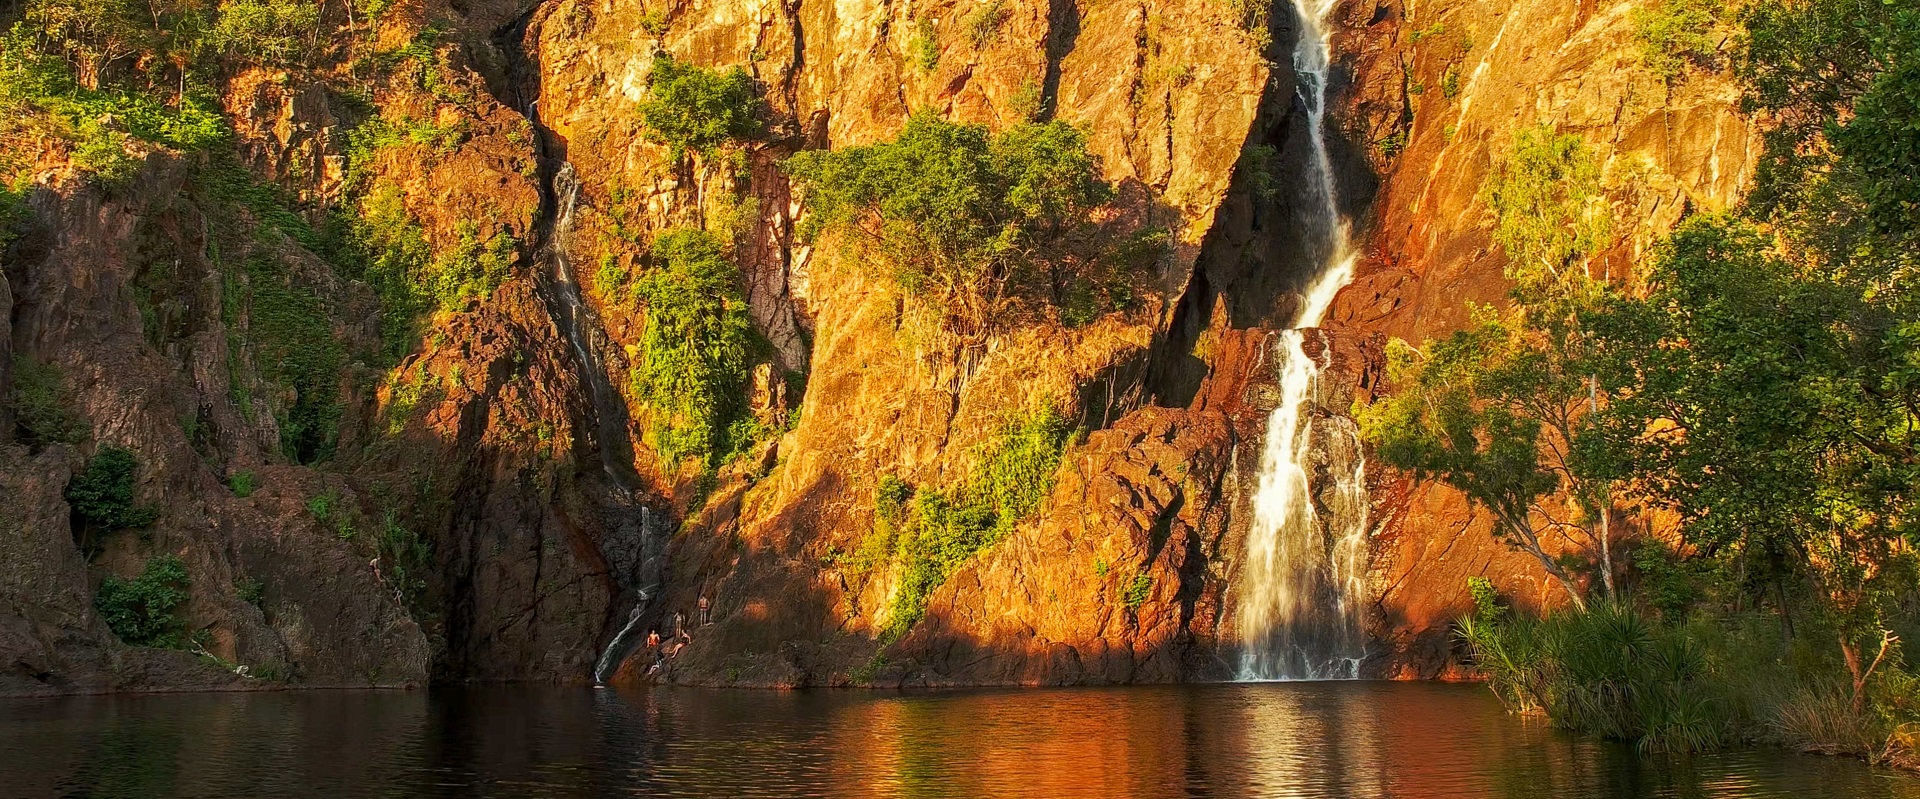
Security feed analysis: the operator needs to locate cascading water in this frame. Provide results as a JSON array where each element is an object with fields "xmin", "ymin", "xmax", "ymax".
[
  {"xmin": 1234, "ymin": 0, "xmax": 1371, "ymax": 681},
  {"xmin": 498, "ymin": 11, "xmax": 666, "ymax": 684},
  {"xmin": 542, "ymin": 167, "xmax": 667, "ymax": 683}
]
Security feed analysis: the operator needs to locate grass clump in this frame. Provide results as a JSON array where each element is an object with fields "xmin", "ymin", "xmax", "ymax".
[
  {"xmin": 965, "ymin": 0, "xmax": 1010, "ymax": 49},
  {"xmin": 8, "ymin": 356, "xmax": 88, "ymax": 446},
  {"xmin": 629, "ymin": 228, "xmax": 753, "ymax": 467},
  {"xmin": 1458, "ymin": 576, "xmax": 1920, "ymax": 759},
  {"xmin": 1123, "ymin": 572, "xmax": 1153, "ymax": 611},
  {"xmin": 226, "ymin": 470, "xmax": 257, "ymax": 497},
  {"xmin": 95, "ymin": 554, "xmax": 191, "ymax": 648},
  {"xmin": 637, "ymin": 53, "xmax": 760, "ymax": 160},
  {"xmin": 870, "ymin": 406, "xmax": 1074, "ymax": 641}
]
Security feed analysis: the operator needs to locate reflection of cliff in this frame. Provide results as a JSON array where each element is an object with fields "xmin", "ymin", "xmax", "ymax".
[{"xmin": 0, "ymin": 0, "xmax": 1757, "ymax": 693}]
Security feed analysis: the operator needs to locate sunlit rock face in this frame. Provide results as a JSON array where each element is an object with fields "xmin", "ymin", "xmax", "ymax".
[{"xmin": 0, "ymin": 0, "xmax": 1756, "ymax": 693}]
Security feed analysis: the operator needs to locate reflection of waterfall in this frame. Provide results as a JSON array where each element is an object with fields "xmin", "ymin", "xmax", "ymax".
[{"xmin": 1235, "ymin": 0, "xmax": 1370, "ymax": 681}]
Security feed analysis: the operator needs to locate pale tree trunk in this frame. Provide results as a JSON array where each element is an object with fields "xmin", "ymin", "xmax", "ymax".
[
  {"xmin": 1843, "ymin": 629, "xmax": 1898, "ymax": 717},
  {"xmin": 1500, "ymin": 512, "xmax": 1588, "ymax": 611}
]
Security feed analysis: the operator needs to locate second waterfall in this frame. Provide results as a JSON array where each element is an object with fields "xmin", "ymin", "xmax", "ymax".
[{"xmin": 1234, "ymin": 0, "xmax": 1371, "ymax": 681}]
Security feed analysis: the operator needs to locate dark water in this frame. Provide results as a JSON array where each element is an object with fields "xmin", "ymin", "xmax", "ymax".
[{"xmin": 1, "ymin": 682, "xmax": 1915, "ymax": 798}]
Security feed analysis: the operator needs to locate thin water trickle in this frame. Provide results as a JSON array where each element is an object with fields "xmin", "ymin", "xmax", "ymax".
[
  {"xmin": 539, "ymin": 161, "xmax": 663, "ymax": 682},
  {"xmin": 1235, "ymin": 0, "xmax": 1371, "ymax": 681}
]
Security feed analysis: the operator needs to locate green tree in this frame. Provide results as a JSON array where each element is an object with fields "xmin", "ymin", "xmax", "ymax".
[
  {"xmin": 630, "ymin": 228, "xmax": 752, "ymax": 465},
  {"xmin": 66, "ymin": 445, "xmax": 159, "ymax": 538},
  {"xmin": 95, "ymin": 554, "xmax": 191, "ymax": 648},
  {"xmin": 1360, "ymin": 126, "xmax": 1618, "ymax": 608},
  {"xmin": 1585, "ymin": 215, "xmax": 1918, "ymax": 716},
  {"xmin": 636, "ymin": 54, "xmax": 760, "ymax": 159},
  {"xmin": 1575, "ymin": 0, "xmax": 1920, "ymax": 716},
  {"xmin": 785, "ymin": 113, "xmax": 1125, "ymax": 337}
]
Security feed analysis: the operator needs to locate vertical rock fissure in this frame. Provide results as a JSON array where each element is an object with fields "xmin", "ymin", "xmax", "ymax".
[
  {"xmin": 1233, "ymin": 0, "xmax": 1369, "ymax": 681},
  {"xmin": 494, "ymin": 6, "xmax": 665, "ymax": 684}
]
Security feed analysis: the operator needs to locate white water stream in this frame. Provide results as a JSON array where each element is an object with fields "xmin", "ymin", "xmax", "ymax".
[{"xmin": 1234, "ymin": 0, "xmax": 1370, "ymax": 681}]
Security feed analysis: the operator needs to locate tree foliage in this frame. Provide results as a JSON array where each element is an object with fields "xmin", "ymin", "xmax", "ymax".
[
  {"xmin": 1362, "ymin": 126, "xmax": 1617, "ymax": 608},
  {"xmin": 66, "ymin": 445, "xmax": 159, "ymax": 534},
  {"xmin": 637, "ymin": 54, "xmax": 760, "ymax": 160},
  {"xmin": 95, "ymin": 554, "xmax": 191, "ymax": 648},
  {"xmin": 1631, "ymin": 0, "xmax": 1723, "ymax": 80},
  {"xmin": 1482, "ymin": 124, "xmax": 1610, "ymax": 294},
  {"xmin": 786, "ymin": 113, "xmax": 1145, "ymax": 337},
  {"xmin": 630, "ymin": 228, "xmax": 753, "ymax": 466}
]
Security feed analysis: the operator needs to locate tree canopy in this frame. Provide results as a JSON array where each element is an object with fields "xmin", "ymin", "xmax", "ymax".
[{"xmin": 785, "ymin": 112, "xmax": 1146, "ymax": 337}]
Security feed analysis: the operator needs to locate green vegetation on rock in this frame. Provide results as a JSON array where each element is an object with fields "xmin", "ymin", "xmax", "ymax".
[
  {"xmin": 235, "ymin": 254, "xmax": 345, "ymax": 463},
  {"xmin": 629, "ymin": 227, "xmax": 754, "ymax": 467},
  {"xmin": 95, "ymin": 554, "xmax": 190, "ymax": 648},
  {"xmin": 864, "ymin": 406, "xmax": 1075, "ymax": 642},
  {"xmin": 376, "ymin": 510, "xmax": 432, "ymax": 615},
  {"xmin": 637, "ymin": 54, "xmax": 760, "ymax": 160},
  {"xmin": 66, "ymin": 445, "xmax": 159, "ymax": 534},
  {"xmin": 1630, "ymin": 0, "xmax": 1721, "ymax": 81},
  {"xmin": 786, "ymin": 113, "xmax": 1148, "ymax": 336},
  {"xmin": 8, "ymin": 356, "xmax": 88, "ymax": 446}
]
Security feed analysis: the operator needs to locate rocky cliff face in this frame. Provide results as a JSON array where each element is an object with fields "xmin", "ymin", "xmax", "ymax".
[{"xmin": 0, "ymin": 0, "xmax": 1755, "ymax": 693}]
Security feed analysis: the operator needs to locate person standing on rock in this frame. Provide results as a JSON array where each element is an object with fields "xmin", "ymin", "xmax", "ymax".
[{"xmin": 698, "ymin": 595, "xmax": 710, "ymax": 626}]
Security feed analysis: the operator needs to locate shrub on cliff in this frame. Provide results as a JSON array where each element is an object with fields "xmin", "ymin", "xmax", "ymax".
[
  {"xmin": 786, "ymin": 112, "xmax": 1148, "ymax": 338},
  {"xmin": 630, "ymin": 228, "xmax": 753, "ymax": 466},
  {"xmin": 237, "ymin": 254, "xmax": 346, "ymax": 463},
  {"xmin": 208, "ymin": 0, "xmax": 320, "ymax": 68},
  {"xmin": 95, "ymin": 554, "xmax": 191, "ymax": 648},
  {"xmin": 8, "ymin": 356, "xmax": 89, "ymax": 447},
  {"xmin": 637, "ymin": 54, "xmax": 760, "ymax": 160},
  {"xmin": 430, "ymin": 220, "xmax": 515, "ymax": 311},
  {"xmin": 1630, "ymin": 0, "xmax": 1721, "ymax": 81},
  {"xmin": 0, "ymin": 4, "xmax": 226, "ymax": 184},
  {"xmin": 66, "ymin": 445, "xmax": 159, "ymax": 536}
]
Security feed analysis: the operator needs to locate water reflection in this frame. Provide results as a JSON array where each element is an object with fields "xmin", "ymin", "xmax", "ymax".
[{"xmin": 1, "ymin": 682, "xmax": 1914, "ymax": 798}]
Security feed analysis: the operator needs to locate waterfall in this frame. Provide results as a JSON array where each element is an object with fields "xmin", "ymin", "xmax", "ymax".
[
  {"xmin": 1234, "ymin": 0, "xmax": 1371, "ymax": 681},
  {"xmin": 548, "ymin": 163, "xmax": 633, "ymax": 488},
  {"xmin": 540, "ymin": 166, "xmax": 666, "ymax": 683}
]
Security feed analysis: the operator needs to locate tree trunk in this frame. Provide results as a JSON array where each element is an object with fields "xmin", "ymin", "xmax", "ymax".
[
  {"xmin": 1504, "ymin": 514, "xmax": 1588, "ymax": 611},
  {"xmin": 1843, "ymin": 634, "xmax": 1867, "ymax": 717}
]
